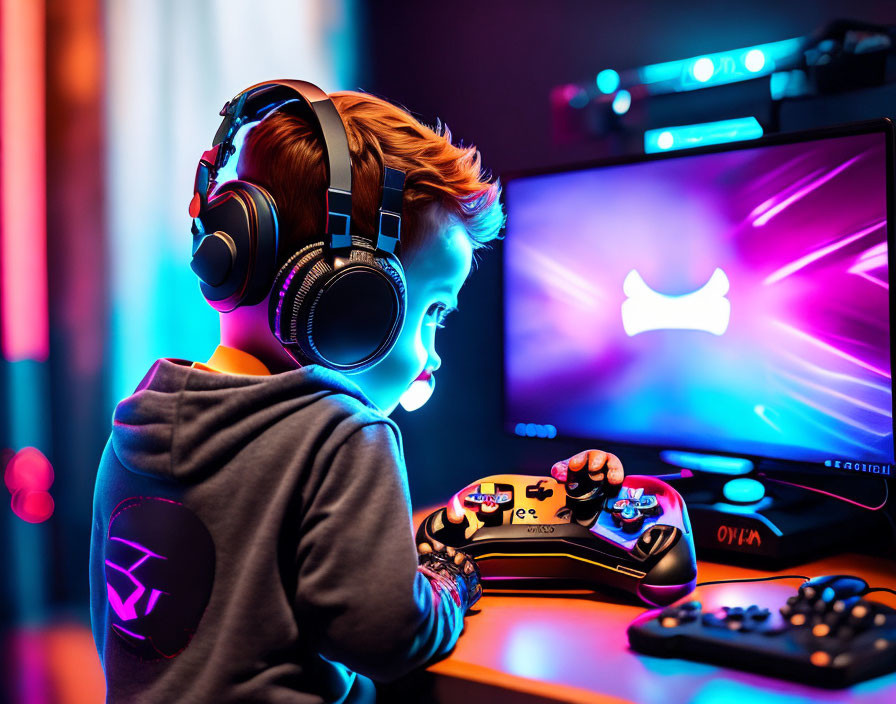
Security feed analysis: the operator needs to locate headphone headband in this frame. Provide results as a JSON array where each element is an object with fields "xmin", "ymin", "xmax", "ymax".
[{"xmin": 191, "ymin": 79, "xmax": 354, "ymax": 248}]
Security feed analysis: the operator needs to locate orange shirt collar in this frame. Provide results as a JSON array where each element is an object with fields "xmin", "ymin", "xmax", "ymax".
[{"xmin": 190, "ymin": 345, "xmax": 272, "ymax": 376}]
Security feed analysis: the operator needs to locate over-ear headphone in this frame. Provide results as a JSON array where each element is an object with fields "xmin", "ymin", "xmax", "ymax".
[{"xmin": 188, "ymin": 79, "xmax": 407, "ymax": 373}]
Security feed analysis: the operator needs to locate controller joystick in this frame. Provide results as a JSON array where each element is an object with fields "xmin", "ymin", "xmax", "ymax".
[
  {"xmin": 565, "ymin": 462, "xmax": 618, "ymax": 525},
  {"xmin": 606, "ymin": 487, "xmax": 662, "ymax": 533}
]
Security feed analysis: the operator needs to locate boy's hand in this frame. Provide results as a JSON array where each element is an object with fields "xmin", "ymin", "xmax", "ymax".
[
  {"xmin": 550, "ymin": 449, "xmax": 624, "ymax": 487},
  {"xmin": 417, "ymin": 540, "xmax": 482, "ymax": 612}
]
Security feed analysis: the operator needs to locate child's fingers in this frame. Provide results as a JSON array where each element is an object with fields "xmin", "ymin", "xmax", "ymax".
[
  {"xmin": 418, "ymin": 543, "xmax": 432, "ymax": 554},
  {"xmin": 606, "ymin": 453, "xmax": 624, "ymax": 484},
  {"xmin": 587, "ymin": 450, "xmax": 608, "ymax": 473},
  {"xmin": 567, "ymin": 451, "xmax": 589, "ymax": 471},
  {"xmin": 550, "ymin": 460, "xmax": 568, "ymax": 482}
]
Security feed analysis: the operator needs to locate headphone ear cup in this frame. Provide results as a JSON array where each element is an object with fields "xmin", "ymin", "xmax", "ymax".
[
  {"xmin": 191, "ymin": 180, "xmax": 279, "ymax": 311},
  {"xmin": 269, "ymin": 239, "xmax": 407, "ymax": 372}
]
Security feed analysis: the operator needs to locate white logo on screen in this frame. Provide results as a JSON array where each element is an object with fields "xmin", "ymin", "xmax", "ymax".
[{"xmin": 621, "ymin": 268, "xmax": 731, "ymax": 336}]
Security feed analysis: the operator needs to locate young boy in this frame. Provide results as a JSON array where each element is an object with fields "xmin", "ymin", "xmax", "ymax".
[{"xmin": 90, "ymin": 84, "xmax": 624, "ymax": 703}]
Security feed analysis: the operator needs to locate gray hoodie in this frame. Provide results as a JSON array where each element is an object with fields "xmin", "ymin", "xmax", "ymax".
[{"xmin": 90, "ymin": 357, "xmax": 464, "ymax": 703}]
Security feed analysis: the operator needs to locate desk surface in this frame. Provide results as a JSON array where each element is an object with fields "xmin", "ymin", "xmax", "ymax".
[{"xmin": 413, "ymin": 507, "xmax": 896, "ymax": 704}]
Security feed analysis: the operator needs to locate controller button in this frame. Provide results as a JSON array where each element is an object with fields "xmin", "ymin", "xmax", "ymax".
[
  {"xmin": 810, "ymin": 651, "xmax": 831, "ymax": 667},
  {"xmin": 790, "ymin": 614, "xmax": 807, "ymax": 627},
  {"xmin": 874, "ymin": 613, "xmax": 887, "ymax": 627},
  {"xmin": 801, "ymin": 586, "xmax": 817, "ymax": 601},
  {"xmin": 812, "ymin": 623, "xmax": 830, "ymax": 637},
  {"xmin": 725, "ymin": 607, "xmax": 745, "ymax": 620},
  {"xmin": 875, "ymin": 638, "xmax": 889, "ymax": 650},
  {"xmin": 680, "ymin": 601, "xmax": 702, "ymax": 612},
  {"xmin": 660, "ymin": 617, "xmax": 679, "ymax": 628},
  {"xmin": 701, "ymin": 612, "xmax": 728, "ymax": 629},
  {"xmin": 833, "ymin": 653, "xmax": 852, "ymax": 668},
  {"xmin": 747, "ymin": 605, "xmax": 770, "ymax": 621},
  {"xmin": 525, "ymin": 480, "xmax": 554, "ymax": 501}
]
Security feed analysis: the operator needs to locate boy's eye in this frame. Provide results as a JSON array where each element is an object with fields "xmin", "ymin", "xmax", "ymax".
[{"xmin": 427, "ymin": 303, "xmax": 455, "ymax": 329}]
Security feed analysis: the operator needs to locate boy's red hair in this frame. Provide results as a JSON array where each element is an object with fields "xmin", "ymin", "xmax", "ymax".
[{"xmin": 236, "ymin": 91, "xmax": 504, "ymax": 270}]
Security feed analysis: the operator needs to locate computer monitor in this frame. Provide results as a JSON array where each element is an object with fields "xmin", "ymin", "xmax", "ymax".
[{"xmin": 504, "ymin": 120, "xmax": 894, "ymax": 485}]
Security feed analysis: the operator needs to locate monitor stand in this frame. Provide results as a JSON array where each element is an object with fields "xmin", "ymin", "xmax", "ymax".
[{"xmin": 658, "ymin": 451, "xmax": 888, "ymax": 567}]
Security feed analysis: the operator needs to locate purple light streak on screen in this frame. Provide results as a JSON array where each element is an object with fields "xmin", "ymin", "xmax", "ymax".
[{"xmin": 505, "ymin": 132, "xmax": 893, "ymax": 464}]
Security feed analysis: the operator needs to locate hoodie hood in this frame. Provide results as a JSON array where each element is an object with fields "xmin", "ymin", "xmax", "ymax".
[{"xmin": 111, "ymin": 358, "xmax": 380, "ymax": 482}]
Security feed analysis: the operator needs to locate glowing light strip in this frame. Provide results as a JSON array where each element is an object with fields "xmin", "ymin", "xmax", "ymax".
[
  {"xmin": 762, "ymin": 220, "xmax": 885, "ymax": 284},
  {"xmin": 644, "ymin": 117, "xmax": 763, "ymax": 154},
  {"xmin": 772, "ymin": 320, "xmax": 891, "ymax": 379},
  {"xmin": 637, "ymin": 37, "xmax": 803, "ymax": 92},
  {"xmin": 1, "ymin": 0, "xmax": 47, "ymax": 361}
]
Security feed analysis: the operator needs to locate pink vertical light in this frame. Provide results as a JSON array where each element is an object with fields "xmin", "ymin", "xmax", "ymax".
[{"xmin": 1, "ymin": 0, "xmax": 48, "ymax": 362}]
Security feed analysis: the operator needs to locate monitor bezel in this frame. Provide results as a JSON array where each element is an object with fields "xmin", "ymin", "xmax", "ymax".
[{"xmin": 501, "ymin": 118, "xmax": 896, "ymax": 476}]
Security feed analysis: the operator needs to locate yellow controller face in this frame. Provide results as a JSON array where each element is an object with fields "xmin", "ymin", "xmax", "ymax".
[{"xmin": 452, "ymin": 474, "xmax": 574, "ymax": 538}]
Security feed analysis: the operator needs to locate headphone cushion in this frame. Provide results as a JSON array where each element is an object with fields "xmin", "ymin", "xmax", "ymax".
[
  {"xmin": 269, "ymin": 240, "xmax": 407, "ymax": 371},
  {"xmin": 195, "ymin": 181, "xmax": 279, "ymax": 311},
  {"xmin": 215, "ymin": 181, "xmax": 279, "ymax": 306}
]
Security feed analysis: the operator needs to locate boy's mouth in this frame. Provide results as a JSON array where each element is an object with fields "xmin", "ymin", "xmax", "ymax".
[{"xmin": 399, "ymin": 370, "xmax": 435, "ymax": 412}]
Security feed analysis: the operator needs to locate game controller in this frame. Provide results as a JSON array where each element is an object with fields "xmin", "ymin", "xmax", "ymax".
[
  {"xmin": 415, "ymin": 469, "xmax": 697, "ymax": 606},
  {"xmin": 627, "ymin": 575, "xmax": 896, "ymax": 687}
]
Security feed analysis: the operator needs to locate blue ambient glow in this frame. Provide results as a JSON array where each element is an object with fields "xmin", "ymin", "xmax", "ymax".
[
  {"xmin": 611, "ymin": 89, "xmax": 632, "ymax": 115},
  {"xmin": 514, "ymin": 422, "xmax": 557, "ymax": 439},
  {"xmin": 722, "ymin": 477, "xmax": 766, "ymax": 504},
  {"xmin": 637, "ymin": 37, "xmax": 803, "ymax": 93},
  {"xmin": 596, "ymin": 69, "xmax": 620, "ymax": 94},
  {"xmin": 660, "ymin": 450, "xmax": 754, "ymax": 475},
  {"xmin": 644, "ymin": 117, "xmax": 763, "ymax": 153}
]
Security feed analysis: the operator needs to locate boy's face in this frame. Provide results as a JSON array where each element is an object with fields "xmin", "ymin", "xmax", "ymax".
[{"xmin": 350, "ymin": 214, "xmax": 473, "ymax": 415}]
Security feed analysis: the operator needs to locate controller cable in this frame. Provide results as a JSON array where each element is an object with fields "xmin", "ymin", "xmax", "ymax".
[
  {"xmin": 758, "ymin": 474, "xmax": 896, "ymax": 548},
  {"xmin": 697, "ymin": 575, "xmax": 810, "ymax": 588},
  {"xmin": 695, "ymin": 576, "xmax": 896, "ymax": 599}
]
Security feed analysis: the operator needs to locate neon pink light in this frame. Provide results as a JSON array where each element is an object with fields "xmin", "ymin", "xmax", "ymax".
[
  {"xmin": 106, "ymin": 538, "xmax": 166, "ymax": 621},
  {"xmin": 3, "ymin": 446, "xmax": 54, "ymax": 492},
  {"xmin": 1, "ymin": 0, "xmax": 47, "ymax": 361},
  {"xmin": 10, "ymin": 488, "xmax": 54, "ymax": 523},
  {"xmin": 113, "ymin": 624, "xmax": 146, "ymax": 641},
  {"xmin": 105, "ymin": 560, "xmax": 145, "ymax": 621},
  {"xmin": 752, "ymin": 153, "xmax": 864, "ymax": 227},
  {"xmin": 763, "ymin": 220, "xmax": 884, "ymax": 285},
  {"xmin": 145, "ymin": 588, "xmax": 165, "ymax": 615}
]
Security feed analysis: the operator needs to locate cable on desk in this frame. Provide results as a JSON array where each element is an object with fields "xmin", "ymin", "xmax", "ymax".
[
  {"xmin": 757, "ymin": 474, "xmax": 888, "ymax": 511},
  {"xmin": 697, "ymin": 575, "xmax": 810, "ymax": 588},
  {"xmin": 866, "ymin": 586, "xmax": 896, "ymax": 597}
]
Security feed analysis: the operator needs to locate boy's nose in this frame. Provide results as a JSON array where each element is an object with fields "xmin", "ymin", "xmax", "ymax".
[{"xmin": 427, "ymin": 349, "xmax": 442, "ymax": 373}]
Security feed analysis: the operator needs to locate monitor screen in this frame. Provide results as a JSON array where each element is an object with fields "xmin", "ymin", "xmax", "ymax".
[{"xmin": 504, "ymin": 125, "xmax": 894, "ymax": 468}]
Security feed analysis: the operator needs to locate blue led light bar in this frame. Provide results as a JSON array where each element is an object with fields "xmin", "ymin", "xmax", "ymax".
[
  {"xmin": 636, "ymin": 37, "xmax": 803, "ymax": 93},
  {"xmin": 644, "ymin": 117, "xmax": 764, "ymax": 154}
]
